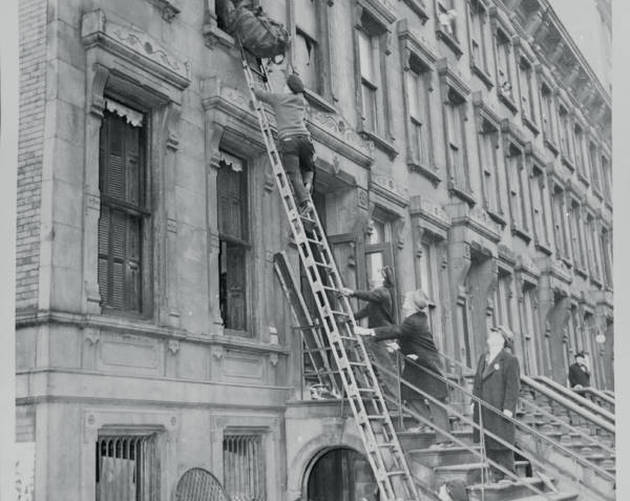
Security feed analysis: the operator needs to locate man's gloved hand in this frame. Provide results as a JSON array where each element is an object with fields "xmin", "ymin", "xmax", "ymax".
[{"xmin": 339, "ymin": 287, "xmax": 354, "ymax": 297}]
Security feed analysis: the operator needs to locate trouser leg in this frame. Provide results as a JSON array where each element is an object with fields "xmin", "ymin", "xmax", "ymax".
[
  {"xmin": 427, "ymin": 398, "xmax": 451, "ymax": 443},
  {"xmin": 487, "ymin": 448, "xmax": 515, "ymax": 481},
  {"xmin": 282, "ymin": 152, "xmax": 308, "ymax": 205}
]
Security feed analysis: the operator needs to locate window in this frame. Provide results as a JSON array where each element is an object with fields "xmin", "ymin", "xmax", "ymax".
[
  {"xmin": 98, "ymin": 105, "xmax": 150, "ymax": 314},
  {"xmin": 589, "ymin": 143, "xmax": 601, "ymax": 192},
  {"xmin": 478, "ymin": 118, "xmax": 500, "ymax": 214},
  {"xmin": 600, "ymin": 227, "xmax": 612, "ymax": 288},
  {"xmin": 530, "ymin": 165, "xmax": 549, "ymax": 248},
  {"xmin": 540, "ymin": 83, "xmax": 557, "ymax": 147},
  {"xmin": 405, "ymin": 63, "xmax": 432, "ymax": 167},
  {"xmin": 468, "ymin": 0, "xmax": 490, "ymax": 76},
  {"xmin": 294, "ymin": 0, "xmax": 320, "ymax": 93},
  {"xmin": 601, "ymin": 155, "xmax": 611, "ymax": 201},
  {"xmin": 518, "ymin": 57, "xmax": 536, "ymax": 124},
  {"xmin": 494, "ymin": 270, "xmax": 514, "ymax": 330},
  {"xmin": 496, "ymin": 30, "xmax": 514, "ymax": 102},
  {"xmin": 419, "ymin": 238, "xmax": 444, "ymax": 349},
  {"xmin": 96, "ymin": 433, "xmax": 160, "ymax": 500},
  {"xmin": 568, "ymin": 304, "xmax": 583, "ymax": 355},
  {"xmin": 558, "ymin": 105, "xmax": 573, "ymax": 163},
  {"xmin": 506, "ymin": 144, "xmax": 528, "ymax": 234},
  {"xmin": 223, "ymin": 434, "xmax": 266, "ymax": 501},
  {"xmin": 445, "ymin": 90, "xmax": 470, "ymax": 192},
  {"xmin": 521, "ymin": 285, "xmax": 540, "ymax": 375},
  {"xmin": 551, "ymin": 186, "xmax": 570, "ymax": 260},
  {"xmin": 437, "ymin": 0, "xmax": 458, "ymax": 40},
  {"xmin": 574, "ymin": 125, "xmax": 586, "ymax": 178},
  {"xmin": 218, "ymin": 153, "xmax": 250, "ymax": 333},
  {"xmin": 585, "ymin": 213, "xmax": 601, "ymax": 280},
  {"xmin": 568, "ymin": 200, "xmax": 586, "ymax": 271},
  {"xmin": 358, "ymin": 14, "xmax": 388, "ymax": 138}
]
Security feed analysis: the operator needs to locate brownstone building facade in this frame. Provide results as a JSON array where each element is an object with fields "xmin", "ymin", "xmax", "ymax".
[{"xmin": 16, "ymin": 0, "xmax": 612, "ymax": 499}]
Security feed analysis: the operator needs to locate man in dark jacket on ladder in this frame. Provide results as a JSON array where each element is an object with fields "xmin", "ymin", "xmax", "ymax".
[
  {"xmin": 472, "ymin": 325, "xmax": 521, "ymax": 483},
  {"xmin": 252, "ymin": 74, "xmax": 315, "ymax": 216}
]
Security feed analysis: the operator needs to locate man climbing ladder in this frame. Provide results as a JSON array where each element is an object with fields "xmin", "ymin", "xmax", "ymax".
[
  {"xmin": 239, "ymin": 46, "xmax": 420, "ymax": 501},
  {"xmin": 252, "ymin": 74, "xmax": 315, "ymax": 216}
]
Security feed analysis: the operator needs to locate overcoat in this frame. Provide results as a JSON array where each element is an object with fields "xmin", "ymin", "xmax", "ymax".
[
  {"xmin": 373, "ymin": 311, "xmax": 448, "ymax": 402},
  {"xmin": 353, "ymin": 286, "xmax": 394, "ymax": 328},
  {"xmin": 568, "ymin": 362, "xmax": 590, "ymax": 388},
  {"xmin": 472, "ymin": 348, "xmax": 520, "ymax": 450}
]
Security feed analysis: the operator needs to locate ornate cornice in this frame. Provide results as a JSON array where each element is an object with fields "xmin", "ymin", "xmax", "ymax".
[
  {"xmin": 81, "ymin": 10, "xmax": 191, "ymax": 91},
  {"xmin": 370, "ymin": 175, "xmax": 409, "ymax": 208}
]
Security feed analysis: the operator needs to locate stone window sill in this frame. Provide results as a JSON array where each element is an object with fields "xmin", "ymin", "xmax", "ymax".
[
  {"xmin": 590, "ymin": 274, "xmax": 603, "ymax": 288},
  {"xmin": 436, "ymin": 28, "xmax": 463, "ymax": 58},
  {"xmin": 304, "ymin": 89, "xmax": 337, "ymax": 113},
  {"xmin": 498, "ymin": 90, "xmax": 518, "ymax": 114},
  {"xmin": 203, "ymin": 24, "xmax": 236, "ymax": 50},
  {"xmin": 561, "ymin": 256, "xmax": 573, "ymax": 269},
  {"xmin": 592, "ymin": 186, "xmax": 604, "ymax": 201},
  {"xmin": 577, "ymin": 172, "xmax": 590, "ymax": 188},
  {"xmin": 543, "ymin": 137, "xmax": 559, "ymax": 156},
  {"xmin": 402, "ymin": 0, "xmax": 429, "ymax": 23},
  {"xmin": 605, "ymin": 199, "xmax": 612, "ymax": 211},
  {"xmin": 522, "ymin": 113, "xmax": 539, "ymax": 136},
  {"xmin": 487, "ymin": 208, "xmax": 507, "ymax": 227},
  {"xmin": 408, "ymin": 160, "xmax": 442, "ymax": 186},
  {"xmin": 511, "ymin": 224, "xmax": 532, "ymax": 243},
  {"xmin": 561, "ymin": 154, "xmax": 575, "ymax": 172},
  {"xmin": 575, "ymin": 266, "xmax": 588, "ymax": 279},
  {"xmin": 471, "ymin": 62, "xmax": 493, "ymax": 89},
  {"xmin": 448, "ymin": 182, "xmax": 476, "ymax": 206},
  {"xmin": 534, "ymin": 239, "xmax": 553, "ymax": 256},
  {"xmin": 361, "ymin": 129, "xmax": 398, "ymax": 159}
]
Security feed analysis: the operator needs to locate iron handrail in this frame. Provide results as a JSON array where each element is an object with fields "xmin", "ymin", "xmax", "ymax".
[
  {"xmin": 433, "ymin": 349, "xmax": 616, "ymax": 436},
  {"xmin": 376, "ymin": 354, "xmax": 616, "ymax": 483},
  {"xmin": 577, "ymin": 387, "xmax": 615, "ymax": 407},
  {"xmin": 373, "ymin": 362, "xmax": 562, "ymax": 500},
  {"xmin": 533, "ymin": 376, "xmax": 615, "ymax": 420}
]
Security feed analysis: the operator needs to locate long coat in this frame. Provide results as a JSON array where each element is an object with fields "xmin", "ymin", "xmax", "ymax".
[
  {"xmin": 472, "ymin": 349, "xmax": 520, "ymax": 450},
  {"xmin": 353, "ymin": 286, "xmax": 394, "ymax": 328},
  {"xmin": 568, "ymin": 362, "xmax": 590, "ymax": 388},
  {"xmin": 373, "ymin": 311, "xmax": 448, "ymax": 403}
]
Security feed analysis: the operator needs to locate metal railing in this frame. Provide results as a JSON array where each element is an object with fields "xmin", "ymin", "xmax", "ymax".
[
  {"xmin": 534, "ymin": 377, "xmax": 616, "ymax": 416},
  {"xmin": 375, "ymin": 354, "xmax": 615, "ymax": 499}
]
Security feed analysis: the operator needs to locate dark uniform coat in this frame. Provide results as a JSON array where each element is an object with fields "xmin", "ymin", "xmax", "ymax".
[
  {"xmin": 472, "ymin": 348, "xmax": 520, "ymax": 450},
  {"xmin": 373, "ymin": 311, "xmax": 448, "ymax": 402},
  {"xmin": 353, "ymin": 286, "xmax": 394, "ymax": 328},
  {"xmin": 568, "ymin": 362, "xmax": 590, "ymax": 388}
]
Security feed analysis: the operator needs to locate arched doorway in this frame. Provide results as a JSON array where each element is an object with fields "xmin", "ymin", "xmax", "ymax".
[{"xmin": 306, "ymin": 447, "xmax": 378, "ymax": 501}]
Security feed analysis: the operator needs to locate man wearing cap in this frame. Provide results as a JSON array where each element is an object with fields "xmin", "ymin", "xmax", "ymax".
[
  {"xmin": 472, "ymin": 325, "xmax": 521, "ymax": 482},
  {"xmin": 568, "ymin": 352, "xmax": 591, "ymax": 390},
  {"xmin": 253, "ymin": 74, "xmax": 315, "ymax": 216},
  {"xmin": 355, "ymin": 290, "xmax": 452, "ymax": 447}
]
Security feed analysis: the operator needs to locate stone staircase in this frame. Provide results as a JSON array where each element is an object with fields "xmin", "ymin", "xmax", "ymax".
[{"xmin": 377, "ymin": 357, "xmax": 616, "ymax": 501}]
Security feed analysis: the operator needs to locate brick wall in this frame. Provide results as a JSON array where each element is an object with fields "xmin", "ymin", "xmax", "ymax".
[{"xmin": 17, "ymin": 0, "xmax": 47, "ymax": 310}]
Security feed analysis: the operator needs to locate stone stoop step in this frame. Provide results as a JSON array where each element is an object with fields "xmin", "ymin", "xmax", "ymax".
[
  {"xmin": 432, "ymin": 460, "xmax": 530, "ymax": 485},
  {"xmin": 466, "ymin": 477, "xmax": 557, "ymax": 501},
  {"xmin": 505, "ymin": 493, "xmax": 579, "ymax": 501},
  {"xmin": 398, "ymin": 429, "xmax": 474, "ymax": 450},
  {"xmin": 407, "ymin": 446, "xmax": 481, "ymax": 467}
]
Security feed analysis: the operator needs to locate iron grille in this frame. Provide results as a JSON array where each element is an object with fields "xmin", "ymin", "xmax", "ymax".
[
  {"xmin": 223, "ymin": 434, "xmax": 266, "ymax": 501},
  {"xmin": 175, "ymin": 468, "xmax": 229, "ymax": 501}
]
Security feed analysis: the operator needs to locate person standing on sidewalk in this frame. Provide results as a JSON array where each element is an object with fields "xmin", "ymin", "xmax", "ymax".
[{"xmin": 252, "ymin": 74, "xmax": 315, "ymax": 215}]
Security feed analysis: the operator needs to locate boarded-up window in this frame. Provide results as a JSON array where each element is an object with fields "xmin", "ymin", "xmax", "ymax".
[
  {"xmin": 223, "ymin": 434, "xmax": 266, "ymax": 501},
  {"xmin": 218, "ymin": 153, "xmax": 249, "ymax": 333},
  {"xmin": 95, "ymin": 434, "xmax": 160, "ymax": 501},
  {"xmin": 98, "ymin": 106, "xmax": 149, "ymax": 314}
]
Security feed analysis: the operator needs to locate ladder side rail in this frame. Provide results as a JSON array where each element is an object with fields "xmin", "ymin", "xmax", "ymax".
[{"xmin": 240, "ymin": 52, "xmax": 418, "ymax": 500}]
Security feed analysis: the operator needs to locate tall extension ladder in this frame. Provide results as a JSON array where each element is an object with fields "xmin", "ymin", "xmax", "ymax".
[{"xmin": 240, "ymin": 47, "xmax": 420, "ymax": 501}]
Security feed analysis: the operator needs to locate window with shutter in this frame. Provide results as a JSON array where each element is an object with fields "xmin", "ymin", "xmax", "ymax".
[
  {"xmin": 98, "ymin": 107, "xmax": 149, "ymax": 314},
  {"xmin": 218, "ymin": 152, "xmax": 250, "ymax": 334}
]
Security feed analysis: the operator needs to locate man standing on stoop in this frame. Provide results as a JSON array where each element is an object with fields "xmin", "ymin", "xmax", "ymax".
[
  {"xmin": 472, "ymin": 325, "xmax": 521, "ymax": 484},
  {"xmin": 253, "ymin": 74, "xmax": 315, "ymax": 216}
]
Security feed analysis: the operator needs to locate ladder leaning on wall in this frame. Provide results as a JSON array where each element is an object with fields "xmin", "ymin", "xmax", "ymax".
[{"xmin": 239, "ymin": 45, "xmax": 420, "ymax": 501}]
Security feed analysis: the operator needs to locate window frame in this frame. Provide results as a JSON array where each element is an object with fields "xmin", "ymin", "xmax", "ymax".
[
  {"xmin": 217, "ymin": 151, "xmax": 253, "ymax": 336},
  {"xmin": 528, "ymin": 161, "xmax": 551, "ymax": 253},
  {"xmin": 222, "ymin": 432, "xmax": 267, "ymax": 501},
  {"xmin": 492, "ymin": 22, "xmax": 518, "ymax": 113},
  {"xmin": 501, "ymin": 123, "xmax": 530, "ymax": 242},
  {"xmin": 538, "ymin": 79, "xmax": 559, "ymax": 154},
  {"xmin": 557, "ymin": 101, "xmax": 576, "ymax": 170},
  {"xmin": 466, "ymin": 0, "xmax": 492, "ymax": 86},
  {"xmin": 588, "ymin": 140, "xmax": 602, "ymax": 196},
  {"xmin": 435, "ymin": 0, "xmax": 463, "ymax": 57},
  {"xmin": 573, "ymin": 122, "xmax": 588, "ymax": 183},
  {"xmin": 567, "ymin": 196, "xmax": 587, "ymax": 274},
  {"xmin": 97, "ymin": 101, "xmax": 153, "ymax": 318},
  {"xmin": 517, "ymin": 55, "xmax": 538, "ymax": 134}
]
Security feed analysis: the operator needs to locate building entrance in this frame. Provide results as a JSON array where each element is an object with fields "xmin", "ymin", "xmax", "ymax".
[{"xmin": 306, "ymin": 447, "xmax": 378, "ymax": 501}]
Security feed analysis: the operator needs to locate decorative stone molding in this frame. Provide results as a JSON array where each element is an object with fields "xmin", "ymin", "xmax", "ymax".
[
  {"xmin": 398, "ymin": 19, "xmax": 438, "ymax": 68},
  {"xmin": 409, "ymin": 196, "xmax": 450, "ymax": 238},
  {"xmin": 88, "ymin": 63, "xmax": 110, "ymax": 117},
  {"xmin": 437, "ymin": 58, "xmax": 471, "ymax": 103},
  {"xmin": 269, "ymin": 353, "xmax": 279, "ymax": 367},
  {"xmin": 85, "ymin": 329, "xmax": 101, "ymax": 345},
  {"xmin": 401, "ymin": 0, "xmax": 429, "ymax": 23},
  {"xmin": 369, "ymin": 175, "xmax": 409, "ymax": 208},
  {"xmin": 81, "ymin": 10, "xmax": 191, "ymax": 91},
  {"xmin": 168, "ymin": 339, "xmax": 180, "ymax": 355},
  {"xmin": 357, "ymin": 0, "xmax": 397, "ymax": 28},
  {"xmin": 146, "ymin": 0, "xmax": 181, "ymax": 22},
  {"xmin": 446, "ymin": 202, "xmax": 502, "ymax": 243}
]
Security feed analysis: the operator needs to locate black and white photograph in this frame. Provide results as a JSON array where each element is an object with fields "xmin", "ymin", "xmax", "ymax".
[{"xmin": 0, "ymin": 0, "xmax": 624, "ymax": 499}]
